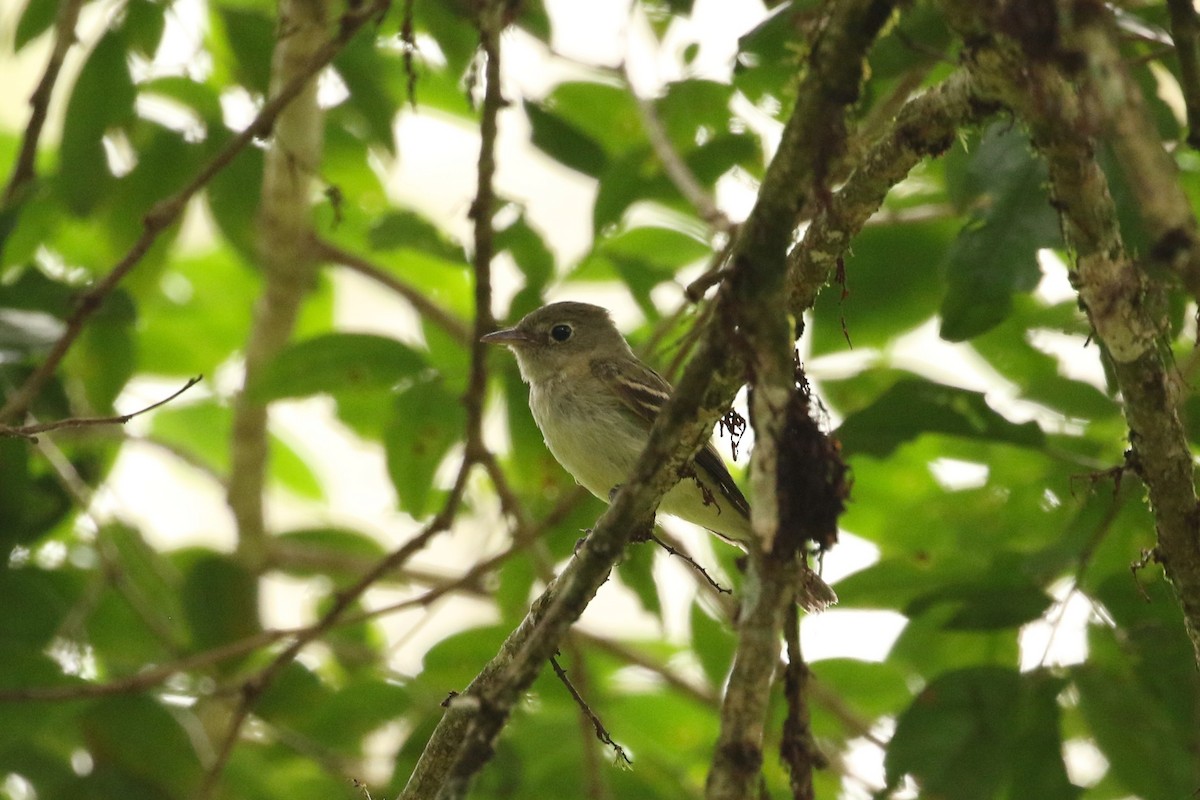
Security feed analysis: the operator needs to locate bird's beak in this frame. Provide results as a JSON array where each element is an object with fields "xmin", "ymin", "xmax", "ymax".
[{"xmin": 480, "ymin": 327, "xmax": 537, "ymax": 346}]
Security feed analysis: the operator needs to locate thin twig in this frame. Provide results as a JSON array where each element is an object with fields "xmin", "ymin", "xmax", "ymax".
[
  {"xmin": 477, "ymin": 448, "xmax": 532, "ymax": 532},
  {"xmin": 0, "ymin": 628, "xmax": 289, "ymax": 703},
  {"xmin": 549, "ymin": 654, "xmax": 632, "ymax": 767},
  {"xmin": 624, "ymin": 63, "xmax": 731, "ymax": 234},
  {"xmin": 196, "ymin": 466, "xmax": 473, "ymax": 800},
  {"xmin": 1, "ymin": 0, "xmax": 84, "ymax": 208},
  {"xmin": 0, "ymin": 0, "xmax": 392, "ymax": 426},
  {"xmin": 314, "ymin": 236, "xmax": 471, "ymax": 345},
  {"xmin": 780, "ymin": 604, "xmax": 824, "ymax": 800},
  {"xmin": 463, "ymin": 0, "xmax": 504, "ymax": 466},
  {"xmin": 563, "ymin": 637, "xmax": 614, "ymax": 800},
  {"xmin": 0, "ymin": 376, "xmax": 202, "ymax": 440},
  {"xmin": 649, "ymin": 532, "xmax": 731, "ymax": 594}
]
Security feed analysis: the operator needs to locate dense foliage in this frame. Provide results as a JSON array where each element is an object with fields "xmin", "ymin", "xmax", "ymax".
[{"xmin": 2, "ymin": 0, "xmax": 1200, "ymax": 798}]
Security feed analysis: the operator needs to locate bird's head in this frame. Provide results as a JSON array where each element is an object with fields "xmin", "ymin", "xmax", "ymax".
[{"xmin": 481, "ymin": 301, "xmax": 634, "ymax": 384}]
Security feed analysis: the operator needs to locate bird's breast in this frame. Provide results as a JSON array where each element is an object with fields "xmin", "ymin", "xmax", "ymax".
[{"xmin": 528, "ymin": 379, "xmax": 643, "ymax": 501}]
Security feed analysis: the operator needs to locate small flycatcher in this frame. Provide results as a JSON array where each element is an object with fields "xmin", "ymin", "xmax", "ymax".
[{"xmin": 482, "ymin": 301, "xmax": 835, "ymax": 609}]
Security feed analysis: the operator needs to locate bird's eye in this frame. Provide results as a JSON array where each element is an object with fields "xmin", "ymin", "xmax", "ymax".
[{"xmin": 550, "ymin": 323, "xmax": 573, "ymax": 343}]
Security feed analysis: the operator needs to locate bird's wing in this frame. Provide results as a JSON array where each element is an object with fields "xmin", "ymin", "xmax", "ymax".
[{"xmin": 591, "ymin": 357, "xmax": 751, "ymax": 519}]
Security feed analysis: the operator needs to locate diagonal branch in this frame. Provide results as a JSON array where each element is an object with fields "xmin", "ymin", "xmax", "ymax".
[
  {"xmin": 1167, "ymin": 0, "xmax": 1200, "ymax": 149},
  {"xmin": 786, "ymin": 69, "xmax": 995, "ymax": 315},
  {"xmin": 399, "ymin": 3, "xmax": 895, "ymax": 799},
  {"xmin": 0, "ymin": 375, "xmax": 201, "ymax": 440},
  {"xmin": 313, "ymin": 236, "xmax": 471, "ymax": 344},
  {"xmin": 1, "ymin": 0, "xmax": 84, "ymax": 210},
  {"xmin": 625, "ymin": 62, "xmax": 732, "ymax": 234},
  {"xmin": 941, "ymin": 0, "xmax": 1200, "ymax": 666},
  {"xmin": 1071, "ymin": 8, "xmax": 1200, "ymax": 302},
  {"xmin": 0, "ymin": 0, "xmax": 391, "ymax": 427},
  {"xmin": 227, "ymin": 0, "xmax": 339, "ymax": 565}
]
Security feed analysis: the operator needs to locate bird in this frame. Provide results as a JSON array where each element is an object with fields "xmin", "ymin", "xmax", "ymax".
[{"xmin": 481, "ymin": 301, "xmax": 835, "ymax": 610}]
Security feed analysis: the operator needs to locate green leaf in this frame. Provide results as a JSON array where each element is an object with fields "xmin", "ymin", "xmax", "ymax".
[
  {"xmin": 213, "ymin": 7, "xmax": 274, "ymax": 93},
  {"xmin": 0, "ymin": 568, "xmax": 75, "ymax": 647},
  {"xmin": 889, "ymin": 605, "xmax": 1020, "ymax": 674},
  {"xmin": 939, "ymin": 126, "xmax": 1061, "ymax": 340},
  {"xmin": 868, "ymin": 4, "xmax": 952, "ymax": 79},
  {"xmin": 0, "ymin": 643, "xmax": 79, "ymax": 753},
  {"xmin": 811, "ymin": 218, "xmax": 957, "ymax": 354},
  {"xmin": 885, "ymin": 666, "xmax": 1021, "ymax": 798},
  {"xmin": 412, "ymin": 0, "xmax": 479, "ymax": 75},
  {"xmin": 275, "ymin": 527, "xmax": 387, "ymax": 572},
  {"xmin": 907, "ymin": 578, "xmax": 1053, "ymax": 630},
  {"xmin": 836, "ymin": 377, "xmax": 1045, "ymax": 457},
  {"xmin": 86, "ymin": 525, "xmax": 186, "ymax": 670},
  {"xmin": 305, "ymin": 677, "xmax": 410, "ymax": 752},
  {"xmin": 685, "ymin": 131, "xmax": 761, "ymax": 183},
  {"xmin": 810, "ymin": 658, "xmax": 909, "ymax": 722},
  {"xmin": 1008, "ymin": 671, "xmax": 1079, "ymax": 800},
  {"xmin": 540, "ymin": 81, "xmax": 645, "ymax": 157},
  {"xmin": 368, "ymin": 210, "xmax": 463, "ymax": 260},
  {"xmin": 122, "ymin": 0, "xmax": 166, "ymax": 57},
  {"xmin": 57, "ymin": 31, "xmax": 136, "ymax": 214},
  {"xmin": 249, "ymin": 333, "xmax": 428, "ymax": 401},
  {"xmin": 971, "ymin": 297, "xmax": 1117, "ymax": 421},
  {"xmin": 384, "ymin": 375, "xmax": 465, "ymax": 516},
  {"xmin": 15, "ymin": 0, "xmax": 60, "ymax": 50},
  {"xmin": 524, "ymin": 101, "xmax": 609, "ymax": 177},
  {"xmin": 66, "ymin": 289, "xmax": 136, "ymax": 412},
  {"xmin": 654, "ymin": 80, "xmax": 733, "ymax": 150},
  {"xmin": 498, "ymin": 215, "xmax": 556, "ymax": 317},
  {"xmin": 81, "ymin": 696, "xmax": 202, "ymax": 797},
  {"xmin": 733, "ymin": 1, "xmax": 818, "ymax": 106},
  {"xmin": 619, "ymin": 542, "xmax": 662, "ymax": 620},
  {"xmin": 179, "ymin": 552, "xmax": 261, "ymax": 654},
  {"xmin": 573, "ymin": 226, "xmax": 710, "ymax": 312},
  {"xmin": 421, "ymin": 625, "xmax": 509, "ymax": 688},
  {"xmin": 256, "ymin": 661, "xmax": 332, "ymax": 728},
  {"xmin": 1088, "ymin": 573, "xmax": 1199, "ymax": 749},
  {"xmin": 150, "ymin": 399, "xmax": 324, "ymax": 499},
  {"xmin": 1074, "ymin": 663, "xmax": 1195, "ymax": 800},
  {"xmin": 690, "ymin": 602, "xmax": 733, "ymax": 688},
  {"xmin": 206, "ymin": 136, "xmax": 264, "ymax": 260},
  {"xmin": 138, "ymin": 76, "xmax": 224, "ymax": 128},
  {"xmin": 592, "ymin": 146, "xmax": 675, "ymax": 234},
  {"xmin": 0, "ymin": 438, "xmax": 72, "ymax": 553},
  {"xmin": 334, "ymin": 31, "xmax": 401, "ymax": 151}
]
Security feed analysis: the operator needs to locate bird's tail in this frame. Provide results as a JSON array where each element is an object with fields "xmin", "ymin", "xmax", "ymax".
[{"xmin": 798, "ymin": 565, "xmax": 838, "ymax": 613}]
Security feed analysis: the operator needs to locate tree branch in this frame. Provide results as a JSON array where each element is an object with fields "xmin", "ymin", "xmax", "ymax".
[
  {"xmin": 1, "ymin": 0, "xmax": 84, "ymax": 209},
  {"xmin": 314, "ymin": 236, "xmax": 471, "ymax": 345},
  {"xmin": 1071, "ymin": 7, "xmax": 1200, "ymax": 302},
  {"xmin": 549, "ymin": 652, "xmax": 631, "ymax": 768},
  {"xmin": 0, "ymin": 375, "xmax": 201, "ymax": 440},
  {"xmin": 227, "ymin": 0, "xmax": 338, "ymax": 567},
  {"xmin": 707, "ymin": 2, "xmax": 893, "ymax": 797},
  {"xmin": 786, "ymin": 69, "xmax": 994, "ymax": 314},
  {"xmin": 1166, "ymin": 0, "xmax": 1200, "ymax": 149},
  {"xmin": 780, "ymin": 604, "xmax": 823, "ymax": 800},
  {"xmin": 625, "ymin": 62, "xmax": 732, "ymax": 234},
  {"xmin": 395, "ymin": 2, "xmax": 894, "ymax": 798},
  {"xmin": 0, "ymin": 0, "xmax": 390, "ymax": 426},
  {"xmin": 942, "ymin": 0, "xmax": 1200, "ymax": 665}
]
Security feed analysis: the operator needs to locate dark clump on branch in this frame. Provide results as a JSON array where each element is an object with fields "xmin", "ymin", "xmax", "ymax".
[{"xmin": 774, "ymin": 356, "xmax": 849, "ymax": 558}]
